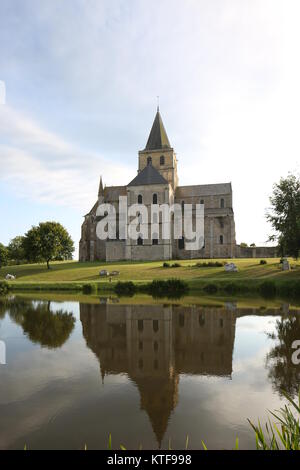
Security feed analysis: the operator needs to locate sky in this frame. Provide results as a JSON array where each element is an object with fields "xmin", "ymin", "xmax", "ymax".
[{"xmin": 0, "ymin": 0, "xmax": 299, "ymax": 257}]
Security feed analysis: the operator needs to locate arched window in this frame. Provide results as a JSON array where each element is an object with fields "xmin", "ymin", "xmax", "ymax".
[
  {"xmin": 153, "ymin": 320, "xmax": 159, "ymax": 332},
  {"xmin": 220, "ymin": 235, "xmax": 224, "ymax": 245},
  {"xmin": 138, "ymin": 194, "xmax": 143, "ymax": 204},
  {"xmin": 200, "ymin": 199, "xmax": 204, "ymax": 205},
  {"xmin": 153, "ymin": 193, "xmax": 158, "ymax": 204},
  {"xmin": 178, "ymin": 237, "xmax": 185, "ymax": 250},
  {"xmin": 220, "ymin": 198, "xmax": 225, "ymax": 208},
  {"xmin": 153, "ymin": 341, "xmax": 158, "ymax": 352},
  {"xmin": 160, "ymin": 155, "xmax": 165, "ymax": 165},
  {"xmin": 147, "ymin": 156, "xmax": 152, "ymax": 165},
  {"xmin": 137, "ymin": 236, "xmax": 143, "ymax": 246},
  {"xmin": 181, "ymin": 200, "xmax": 185, "ymax": 213},
  {"xmin": 138, "ymin": 320, "xmax": 144, "ymax": 331}
]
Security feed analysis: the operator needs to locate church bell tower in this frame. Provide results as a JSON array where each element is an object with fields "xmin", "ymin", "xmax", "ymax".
[{"xmin": 138, "ymin": 108, "xmax": 178, "ymax": 189}]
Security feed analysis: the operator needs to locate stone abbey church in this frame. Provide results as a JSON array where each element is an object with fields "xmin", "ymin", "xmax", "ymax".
[
  {"xmin": 79, "ymin": 109, "xmax": 274, "ymax": 262},
  {"xmin": 80, "ymin": 109, "xmax": 235, "ymax": 262}
]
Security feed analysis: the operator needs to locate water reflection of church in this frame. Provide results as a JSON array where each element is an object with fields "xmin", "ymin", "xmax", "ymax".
[{"xmin": 80, "ymin": 302, "xmax": 236, "ymax": 445}]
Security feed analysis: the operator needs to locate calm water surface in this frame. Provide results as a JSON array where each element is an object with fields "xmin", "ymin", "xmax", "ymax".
[{"xmin": 0, "ymin": 294, "xmax": 299, "ymax": 450}]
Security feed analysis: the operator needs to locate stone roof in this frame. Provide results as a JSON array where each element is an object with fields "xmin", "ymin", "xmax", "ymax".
[
  {"xmin": 128, "ymin": 163, "xmax": 168, "ymax": 187},
  {"xmin": 104, "ymin": 185, "xmax": 127, "ymax": 201},
  {"xmin": 176, "ymin": 183, "xmax": 232, "ymax": 198},
  {"xmin": 145, "ymin": 109, "xmax": 171, "ymax": 150}
]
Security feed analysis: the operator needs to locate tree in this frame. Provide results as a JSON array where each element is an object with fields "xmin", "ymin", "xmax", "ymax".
[
  {"xmin": 267, "ymin": 174, "xmax": 300, "ymax": 259},
  {"xmin": 23, "ymin": 221, "xmax": 74, "ymax": 269},
  {"xmin": 8, "ymin": 299, "xmax": 76, "ymax": 348},
  {"xmin": 266, "ymin": 315, "xmax": 300, "ymax": 398},
  {"xmin": 250, "ymin": 243, "xmax": 256, "ymax": 247},
  {"xmin": 7, "ymin": 236, "xmax": 25, "ymax": 264},
  {"xmin": 0, "ymin": 243, "xmax": 8, "ymax": 268},
  {"xmin": 240, "ymin": 242, "xmax": 248, "ymax": 247}
]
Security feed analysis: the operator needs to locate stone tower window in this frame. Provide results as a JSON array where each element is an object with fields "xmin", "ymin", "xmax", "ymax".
[
  {"xmin": 220, "ymin": 235, "xmax": 224, "ymax": 245},
  {"xmin": 220, "ymin": 198, "xmax": 225, "ymax": 208},
  {"xmin": 153, "ymin": 193, "xmax": 158, "ymax": 204},
  {"xmin": 137, "ymin": 236, "xmax": 143, "ymax": 246},
  {"xmin": 138, "ymin": 194, "xmax": 143, "ymax": 204},
  {"xmin": 160, "ymin": 155, "xmax": 165, "ymax": 165},
  {"xmin": 147, "ymin": 156, "xmax": 152, "ymax": 165}
]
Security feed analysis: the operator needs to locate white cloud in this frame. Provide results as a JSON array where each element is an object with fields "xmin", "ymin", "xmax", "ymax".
[{"xmin": 0, "ymin": 105, "xmax": 134, "ymax": 211}]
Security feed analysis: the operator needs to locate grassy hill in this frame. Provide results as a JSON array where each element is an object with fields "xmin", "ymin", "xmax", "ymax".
[{"xmin": 1, "ymin": 258, "xmax": 300, "ymax": 292}]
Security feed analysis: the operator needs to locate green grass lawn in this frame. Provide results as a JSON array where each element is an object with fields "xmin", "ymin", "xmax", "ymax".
[{"xmin": 1, "ymin": 257, "xmax": 300, "ymax": 287}]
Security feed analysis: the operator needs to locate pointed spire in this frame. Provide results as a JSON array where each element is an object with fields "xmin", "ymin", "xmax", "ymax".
[
  {"xmin": 145, "ymin": 109, "xmax": 171, "ymax": 151},
  {"xmin": 98, "ymin": 176, "xmax": 104, "ymax": 197}
]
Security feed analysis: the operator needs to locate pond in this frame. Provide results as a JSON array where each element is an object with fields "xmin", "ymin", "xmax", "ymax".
[{"xmin": 0, "ymin": 294, "xmax": 299, "ymax": 450}]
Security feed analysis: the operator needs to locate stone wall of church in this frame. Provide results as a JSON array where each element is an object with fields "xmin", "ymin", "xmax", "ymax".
[
  {"xmin": 106, "ymin": 240, "xmax": 126, "ymax": 261},
  {"xmin": 235, "ymin": 245, "xmax": 277, "ymax": 258}
]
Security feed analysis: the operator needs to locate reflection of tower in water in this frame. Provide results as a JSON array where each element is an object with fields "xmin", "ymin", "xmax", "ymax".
[{"xmin": 80, "ymin": 302, "xmax": 236, "ymax": 447}]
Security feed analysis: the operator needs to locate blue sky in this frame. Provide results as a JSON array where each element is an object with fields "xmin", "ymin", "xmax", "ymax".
[{"xmin": 0, "ymin": 0, "xmax": 299, "ymax": 257}]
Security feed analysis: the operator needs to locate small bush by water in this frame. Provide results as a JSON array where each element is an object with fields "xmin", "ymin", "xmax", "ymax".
[
  {"xmin": 259, "ymin": 280, "xmax": 277, "ymax": 298},
  {"xmin": 259, "ymin": 259, "xmax": 267, "ymax": 265},
  {"xmin": 82, "ymin": 284, "xmax": 97, "ymax": 295},
  {"xmin": 0, "ymin": 281, "xmax": 9, "ymax": 296},
  {"xmin": 203, "ymin": 283, "xmax": 218, "ymax": 294},
  {"xmin": 114, "ymin": 281, "xmax": 137, "ymax": 296},
  {"xmin": 145, "ymin": 279, "xmax": 188, "ymax": 298}
]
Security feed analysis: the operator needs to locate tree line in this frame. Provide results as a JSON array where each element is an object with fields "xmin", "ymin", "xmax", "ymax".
[{"xmin": 0, "ymin": 221, "xmax": 74, "ymax": 269}]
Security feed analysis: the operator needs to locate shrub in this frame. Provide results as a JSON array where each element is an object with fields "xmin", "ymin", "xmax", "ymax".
[
  {"xmin": 114, "ymin": 281, "xmax": 137, "ymax": 297},
  {"xmin": 163, "ymin": 262, "xmax": 170, "ymax": 268},
  {"xmin": 0, "ymin": 281, "xmax": 9, "ymax": 296},
  {"xmin": 203, "ymin": 283, "xmax": 218, "ymax": 294},
  {"xmin": 196, "ymin": 261, "xmax": 223, "ymax": 268},
  {"xmin": 224, "ymin": 282, "xmax": 239, "ymax": 294},
  {"xmin": 172, "ymin": 263, "xmax": 181, "ymax": 268},
  {"xmin": 82, "ymin": 284, "xmax": 97, "ymax": 295},
  {"xmin": 277, "ymin": 280, "xmax": 300, "ymax": 299},
  {"xmin": 146, "ymin": 279, "xmax": 188, "ymax": 298},
  {"xmin": 260, "ymin": 260, "xmax": 267, "ymax": 265},
  {"xmin": 259, "ymin": 280, "xmax": 277, "ymax": 298}
]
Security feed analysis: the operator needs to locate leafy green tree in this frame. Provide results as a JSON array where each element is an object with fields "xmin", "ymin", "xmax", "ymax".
[
  {"xmin": 266, "ymin": 315, "xmax": 300, "ymax": 398},
  {"xmin": 23, "ymin": 221, "xmax": 74, "ymax": 269},
  {"xmin": 8, "ymin": 300, "xmax": 76, "ymax": 348},
  {"xmin": 267, "ymin": 174, "xmax": 300, "ymax": 259},
  {"xmin": 240, "ymin": 242, "xmax": 248, "ymax": 247},
  {"xmin": 0, "ymin": 243, "xmax": 8, "ymax": 268},
  {"xmin": 7, "ymin": 236, "xmax": 25, "ymax": 264}
]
